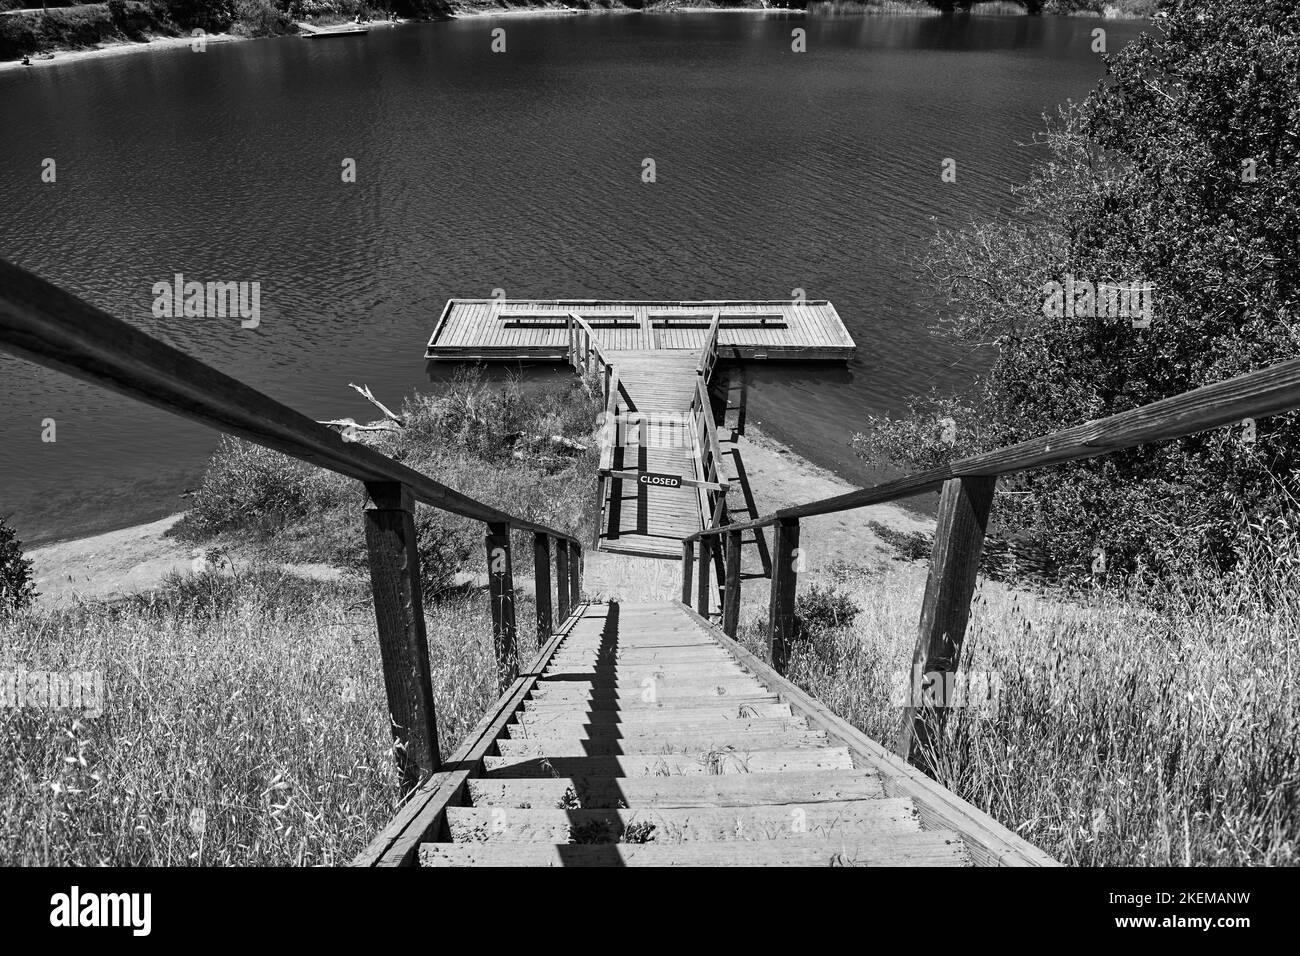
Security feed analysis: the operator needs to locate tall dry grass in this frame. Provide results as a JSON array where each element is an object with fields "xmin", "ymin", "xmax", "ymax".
[
  {"xmin": 737, "ymin": 550, "xmax": 1300, "ymax": 866},
  {"xmin": 0, "ymin": 565, "xmax": 534, "ymax": 866}
]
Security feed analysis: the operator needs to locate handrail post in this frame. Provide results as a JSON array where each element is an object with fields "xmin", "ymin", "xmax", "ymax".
[
  {"xmin": 485, "ymin": 522, "xmax": 518, "ymax": 692},
  {"xmin": 768, "ymin": 517, "xmax": 800, "ymax": 673},
  {"xmin": 898, "ymin": 475, "xmax": 997, "ymax": 771},
  {"xmin": 696, "ymin": 533, "xmax": 712, "ymax": 617},
  {"xmin": 555, "ymin": 540, "xmax": 571, "ymax": 622},
  {"xmin": 532, "ymin": 532, "xmax": 552, "ymax": 648},
  {"xmin": 568, "ymin": 539, "xmax": 582, "ymax": 608},
  {"xmin": 681, "ymin": 538, "xmax": 695, "ymax": 605},
  {"xmin": 363, "ymin": 481, "xmax": 440, "ymax": 793},
  {"xmin": 722, "ymin": 528, "xmax": 742, "ymax": 638}
]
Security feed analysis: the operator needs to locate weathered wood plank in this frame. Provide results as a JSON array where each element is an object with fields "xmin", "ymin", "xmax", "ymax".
[
  {"xmin": 485, "ymin": 522, "xmax": 519, "ymax": 691},
  {"xmin": 420, "ymin": 832, "xmax": 970, "ymax": 867},
  {"xmin": 362, "ymin": 481, "xmax": 439, "ymax": 793},
  {"xmin": 482, "ymin": 746, "xmax": 854, "ymax": 778},
  {"xmin": 898, "ymin": 476, "xmax": 997, "ymax": 767},
  {"xmin": 532, "ymin": 532, "xmax": 552, "ymax": 649},
  {"xmin": 465, "ymin": 768, "xmax": 883, "ymax": 808},
  {"xmin": 446, "ymin": 798, "xmax": 920, "ymax": 843},
  {"xmin": 767, "ymin": 517, "xmax": 800, "ymax": 673}
]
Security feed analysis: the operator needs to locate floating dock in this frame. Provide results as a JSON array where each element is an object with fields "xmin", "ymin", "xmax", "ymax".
[{"xmin": 425, "ymin": 299, "xmax": 855, "ymax": 362}]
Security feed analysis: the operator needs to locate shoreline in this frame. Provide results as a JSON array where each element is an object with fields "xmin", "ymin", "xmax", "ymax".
[
  {"xmin": 24, "ymin": 426, "xmax": 934, "ymax": 606},
  {"xmin": 1, "ymin": 5, "xmax": 1153, "ymax": 72}
]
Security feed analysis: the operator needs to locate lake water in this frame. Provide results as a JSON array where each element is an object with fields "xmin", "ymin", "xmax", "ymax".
[{"xmin": 0, "ymin": 13, "xmax": 1149, "ymax": 546}]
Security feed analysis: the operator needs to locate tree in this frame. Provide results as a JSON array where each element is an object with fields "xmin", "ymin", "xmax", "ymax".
[
  {"xmin": 0, "ymin": 517, "xmax": 35, "ymax": 612},
  {"xmin": 855, "ymin": 1, "xmax": 1300, "ymax": 584}
]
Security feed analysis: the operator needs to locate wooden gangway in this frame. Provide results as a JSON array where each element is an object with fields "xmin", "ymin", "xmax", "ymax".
[
  {"xmin": 571, "ymin": 313, "xmax": 732, "ymax": 564},
  {"xmin": 425, "ymin": 299, "xmax": 855, "ymax": 362}
]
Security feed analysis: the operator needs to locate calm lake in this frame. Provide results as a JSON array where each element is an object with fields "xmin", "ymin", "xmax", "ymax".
[{"xmin": 0, "ymin": 12, "xmax": 1149, "ymax": 546}]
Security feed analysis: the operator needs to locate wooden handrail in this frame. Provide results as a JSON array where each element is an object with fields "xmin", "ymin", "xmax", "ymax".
[
  {"xmin": 597, "ymin": 369, "xmax": 620, "ymax": 473},
  {"xmin": 0, "ymin": 257, "xmax": 585, "ymax": 794},
  {"xmin": 0, "ymin": 259, "xmax": 579, "ymax": 545},
  {"xmin": 682, "ymin": 350, "xmax": 1300, "ymax": 779},
  {"xmin": 696, "ymin": 310, "xmax": 720, "ymax": 379},
  {"xmin": 686, "ymin": 355, "xmax": 1300, "ymax": 541}
]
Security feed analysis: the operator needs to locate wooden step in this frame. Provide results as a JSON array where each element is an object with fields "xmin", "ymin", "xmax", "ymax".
[
  {"xmin": 548, "ymin": 647, "xmax": 732, "ymax": 663},
  {"xmin": 494, "ymin": 730, "xmax": 829, "ymax": 758},
  {"xmin": 532, "ymin": 678, "xmax": 766, "ymax": 695},
  {"xmin": 446, "ymin": 798, "xmax": 921, "ymax": 844},
  {"xmin": 420, "ymin": 831, "xmax": 972, "ymax": 866},
  {"xmin": 506, "ymin": 716, "xmax": 805, "ymax": 739},
  {"xmin": 521, "ymin": 694, "xmax": 782, "ymax": 712},
  {"xmin": 466, "ymin": 768, "xmax": 885, "ymax": 808},
  {"xmin": 516, "ymin": 702, "xmax": 793, "ymax": 724},
  {"xmin": 482, "ymin": 747, "xmax": 854, "ymax": 778}
]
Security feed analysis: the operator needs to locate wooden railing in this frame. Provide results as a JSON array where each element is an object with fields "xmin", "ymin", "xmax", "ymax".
[
  {"xmin": 0, "ymin": 258, "xmax": 585, "ymax": 795},
  {"xmin": 566, "ymin": 310, "xmax": 614, "ymax": 392},
  {"xmin": 696, "ymin": 310, "xmax": 721, "ymax": 380},
  {"xmin": 682, "ymin": 355, "xmax": 1300, "ymax": 766}
]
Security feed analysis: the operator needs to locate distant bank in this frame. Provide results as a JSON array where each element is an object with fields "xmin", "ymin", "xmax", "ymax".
[{"xmin": 0, "ymin": 0, "xmax": 1154, "ymax": 68}]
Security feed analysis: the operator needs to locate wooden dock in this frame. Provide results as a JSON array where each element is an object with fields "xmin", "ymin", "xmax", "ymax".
[{"xmin": 425, "ymin": 299, "xmax": 855, "ymax": 362}]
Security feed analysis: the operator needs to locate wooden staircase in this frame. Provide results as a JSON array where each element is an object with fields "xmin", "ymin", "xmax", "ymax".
[{"xmin": 416, "ymin": 602, "xmax": 983, "ymax": 866}]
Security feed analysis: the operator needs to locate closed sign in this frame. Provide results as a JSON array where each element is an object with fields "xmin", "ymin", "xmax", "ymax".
[{"xmin": 638, "ymin": 472, "xmax": 682, "ymax": 488}]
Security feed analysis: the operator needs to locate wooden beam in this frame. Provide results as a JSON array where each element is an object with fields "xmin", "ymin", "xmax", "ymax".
[
  {"xmin": 532, "ymin": 532, "xmax": 552, "ymax": 648},
  {"xmin": 555, "ymin": 542, "xmax": 571, "ymax": 623},
  {"xmin": 722, "ymin": 529, "xmax": 742, "ymax": 638},
  {"xmin": 898, "ymin": 476, "xmax": 997, "ymax": 769},
  {"xmin": 362, "ymin": 481, "xmax": 439, "ymax": 793},
  {"xmin": 681, "ymin": 539, "xmax": 694, "ymax": 606},
  {"xmin": 696, "ymin": 535, "xmax": 712, "ymax": 617},
  {"xmin": 568, "ymin": 540, "xmax": 582, "ymax": 608},
  {"xmin": 768, "ymin": 517, "xmax": 800, "ymax": 674},
  {"xmin": 683, "ymin": 354, "xmax": 1300, "ymax": 541},
  {"xmin": 485, "ymin": 522, "xmax": 518, "ymax": 692}
]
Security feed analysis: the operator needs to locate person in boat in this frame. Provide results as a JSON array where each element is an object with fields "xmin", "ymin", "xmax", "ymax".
[{"xmin": 21, "ymin": 54, "xmax": 31, "ymax": 66}]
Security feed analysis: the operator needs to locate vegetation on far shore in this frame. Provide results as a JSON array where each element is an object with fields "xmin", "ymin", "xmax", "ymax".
[{"xmin": 0, "ymin": 0, "xmax": 1162, "ymax": 64}]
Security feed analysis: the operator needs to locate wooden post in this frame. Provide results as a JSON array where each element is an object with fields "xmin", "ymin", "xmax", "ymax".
[
  {"xmin": 568, "ymin": 539, "xmax": 582, "ymax": 609},
  {"xmin": 363, "ymin": 481, "xmax": 439, "ymax": 793},
  {"xmin": 696, "ymin": 534, "xmax": 712, "ymax": 617},
  {"xmin": 485, "ymin": 522, "xmax": 518, "ymax": 692},
  {"xmin": 681, "ymin": 539, "xmax": 695, "ymax": 606},
  {"xmin": 898, "ymin": 476, "xmax": 997, "ymax": 770},
  {"xmin": 768, "ymin": 517, "xmax": 800, "ymax": 674},
  {"xmin": 555, "ymin": 540, "xmax": 571, "ymax": 623},
  {"xmin": 532, "ymin": 532, "xmax": 552, "ymax": 648},
  {"xmin": 722, "ymin": 528, "xmax": 742, "ymax": 638}
]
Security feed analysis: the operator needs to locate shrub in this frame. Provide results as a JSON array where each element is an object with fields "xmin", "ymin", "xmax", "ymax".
[
  {"xmin": 171, "ymin": 437, "xmax": 349, "ymax": 540},
  {"xmin": 0, "ymin": 518, "xmax": 36, "ymax": 612},
  {"xmin": 231, "ymin": 0, "xmax": 291, "ymax": 37},
  {"xmin": 855, "ymin": 2, "xmax": 1300, "ymax": 587}
]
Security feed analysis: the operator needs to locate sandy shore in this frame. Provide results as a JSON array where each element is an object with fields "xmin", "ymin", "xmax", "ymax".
[
  {"xmin": 0, "ymin": 32, "xmax": 244, "ymax": 73},
  {"xmin": 28, "ymin": 427, "xmax": 933, "ymax": 607}
]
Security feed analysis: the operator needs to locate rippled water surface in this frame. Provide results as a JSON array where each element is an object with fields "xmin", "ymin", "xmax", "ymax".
[{"xmin": 0, "ymin": 13, "xmax": 1149, "ymax": 545}]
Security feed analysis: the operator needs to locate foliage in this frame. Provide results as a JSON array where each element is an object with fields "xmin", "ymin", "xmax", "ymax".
[
  {"xmin": 0, "ymin": 518, "xmax": 36, "ymax": 613},
  {"xmin": 855, "ymin": 1, "xmax": 1300, "ymax": 586},
  {"xmin": 230, "ymin": 0, "xmax": 293, "ymax": 36},
  {"xmin": 0, "ymin": 569, "xmax": 510, "ymax": 865}
]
